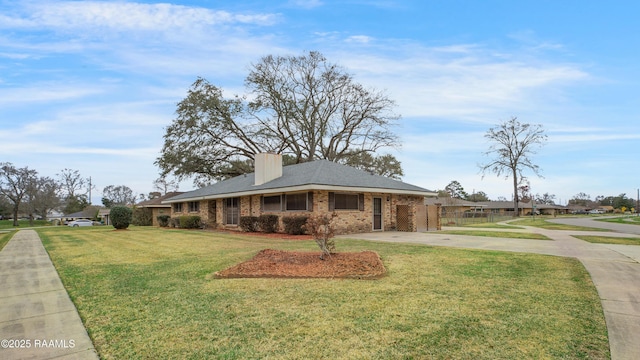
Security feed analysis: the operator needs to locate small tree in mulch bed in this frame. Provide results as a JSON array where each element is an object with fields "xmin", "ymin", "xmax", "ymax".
[{"xmin": 304, "ymin": 212, "xmax": 337, "ymax": 260}]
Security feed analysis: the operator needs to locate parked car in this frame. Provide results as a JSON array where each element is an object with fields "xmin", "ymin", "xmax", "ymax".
[{"xmin": 67, "ymin": 219, "xmax": 93, "ymax": 227}]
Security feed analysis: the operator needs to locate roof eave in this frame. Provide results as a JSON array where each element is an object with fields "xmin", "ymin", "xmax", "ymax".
[{"xmin": 162, "ymin": 184, "xmax": 436, "ymax": 203}]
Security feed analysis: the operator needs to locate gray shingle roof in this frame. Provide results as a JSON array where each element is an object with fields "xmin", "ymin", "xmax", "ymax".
[{"xmin": 165, "ymin": 160, "xmax": 435, "ymax": 203}]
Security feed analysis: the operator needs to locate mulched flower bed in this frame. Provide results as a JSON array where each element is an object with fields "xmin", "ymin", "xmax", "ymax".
[{"xmin": 214, "ymin": 249, "xmax": 386, "ymax": 279}]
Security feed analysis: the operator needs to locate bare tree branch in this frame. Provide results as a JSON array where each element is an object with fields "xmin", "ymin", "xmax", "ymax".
[{"xmin": 479, "ymin": 117, "xmax": 547, "ymax": 216}]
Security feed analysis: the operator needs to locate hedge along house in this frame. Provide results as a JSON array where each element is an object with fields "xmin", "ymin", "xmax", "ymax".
[{"xmin": 163, "ymin": 153, "xmax": 437, "ymax": 234}]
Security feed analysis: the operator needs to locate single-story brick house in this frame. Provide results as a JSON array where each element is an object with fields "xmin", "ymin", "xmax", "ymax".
[
  {"xmin": 163, "ymin": 153, "xmax": 437, "ymax": 234},
  {"xmin": 136, "ymin": 191, "xmax": 184, "ymax": 226}
]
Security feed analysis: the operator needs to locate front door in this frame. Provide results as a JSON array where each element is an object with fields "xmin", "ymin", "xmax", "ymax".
[{"xmin": 373, "ymin": 197, "xmax": 383, "ymax": 230}]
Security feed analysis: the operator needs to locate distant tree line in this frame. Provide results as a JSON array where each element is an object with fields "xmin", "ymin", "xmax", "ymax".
[
  {"xmin": 437, "ymin": 179, "xmax": 635, "ymax": 212},
  {"xmin": 568, "ymin": 192, "xmax": 636, "ymax": 211},
  {"xmin": 0, "ymin": 163, "xmax": 181, "ymax": 226}
]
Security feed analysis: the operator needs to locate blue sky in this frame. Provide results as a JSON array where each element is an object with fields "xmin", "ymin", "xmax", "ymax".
[{"xmin": 1, "ymin": 0, "xmax": 639, "ymax": 205}]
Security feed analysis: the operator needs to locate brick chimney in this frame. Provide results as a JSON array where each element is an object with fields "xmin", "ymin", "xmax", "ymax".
[{"xmin": 254, "ymin": 153, "xmax": 282, "ymax": 185}]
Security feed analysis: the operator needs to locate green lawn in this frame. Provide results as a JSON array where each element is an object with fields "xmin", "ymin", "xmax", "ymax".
[
  {"xmin": 574, "ymin": 235, "xmax": 640, "ymax": 245},
  {"xmin": 37, "ymin": 227, "xmax": 609, "ymax": 359},
  {"xmin": 0, "ymin": 219, "xmax": 53, "ymax": 229},
  {"xmin": 0, "ymin": 230, "xmax": 16, "ymax": 251}
]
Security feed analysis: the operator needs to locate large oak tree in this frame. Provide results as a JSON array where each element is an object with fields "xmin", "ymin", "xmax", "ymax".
[{"xmin": 157, "ymin": 51, "xmax": 402, "ymax": 186}]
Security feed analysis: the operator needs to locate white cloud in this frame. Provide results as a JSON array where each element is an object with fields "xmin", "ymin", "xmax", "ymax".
[
  {"xmin": 287, "ymin": 0, "xmax": 324, "ymax": 9},
  {"xmin": 336, "ymin": 46, "xmax": 589, "ymax": 121},
  {"xmin": 346, "ymin": 35, "xmax": 373, "ymax": 44},
  {"xmin": 3, "ymin": 2, "xmax": 278, "ymax": 32},
  {"xmin": 552, "ymin": 132, "xmax": 640, "ymax": 143},
  {"xmin": 0, "ymin": 83, "xmax": 103, "ymax": 105},
  {"xmin": 2, "ymin": 1, "xmax": 629, "ymax": 203},
  {"xmin": 0, "ymin": 140, "xmax": 157, "ymax": 157},
  {"xmin": 0, "ymin": 51, "xmax": 31, "ymax": 59}
]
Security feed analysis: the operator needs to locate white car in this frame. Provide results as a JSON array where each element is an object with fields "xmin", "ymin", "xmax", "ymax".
[{"xmin": 67, "ymin": 219, "xmax": 94, "ymax": 227}]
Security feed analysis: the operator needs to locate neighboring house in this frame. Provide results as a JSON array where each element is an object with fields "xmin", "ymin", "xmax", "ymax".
[
  {"xmin": 136, "ymin": 192, "xmax": 184, "ymax": 226},
  {"xmin": 63, "ymin": 206, "xmax": 103, "ymax": 223},
  {"xmin": 163, "ymin": 153, "xmax": 437, "ymax": 234},
  {"xmin": 46, "ymin": 209, "xmax": 65, "ymax": 222},
  {"xmin": 425, "ymin": 197, "xmax": 486, "ymax": 213},
  {"xmin": 538, "ymin": 204, "xmax": 563, "ymax": 215},
  {"xmin": 98, "ymin": 208, "xmax": 111, "ymax": 225},
  {"xmin": 599, "ymin": 205, "xmax": 615, "ymax": 213},
  {"xmin": 474, "ymin": 201, "xmax": 568, "ymax": 216},
  {"xmin": 425, "ymin": 197, "xmax": 487, "ymax": 224}
]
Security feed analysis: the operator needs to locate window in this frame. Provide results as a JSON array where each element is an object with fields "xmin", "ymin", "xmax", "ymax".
[
  {"xmin": 334, "ymin": 193, "xmax": 359, "ymax": 210},
  {"xmin": 173, "ymin": 203, "xmax": 183, "ymax": 213},
  {"xmin": 329, "ymin": 192, "xmax": 364, "ymax": 211},
  {"xmin": 262, "ymin": 195, "xmax": 282, "ymax": 212},
  {"xmin": 188, "ymin": 201, "xmax": 200, "ymax": 212},
  {"xmin": 286, "ymin": 193, "xmax": 308, "ymax": 211},
  {"xmin": 225, "ymin": 197, "xmax": 239, "ymax": 225}
]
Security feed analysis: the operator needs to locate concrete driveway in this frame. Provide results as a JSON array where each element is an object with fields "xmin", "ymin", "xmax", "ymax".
[{"xmin": 340, "ymin": 221, "xmax": 640, "ymax": 360}]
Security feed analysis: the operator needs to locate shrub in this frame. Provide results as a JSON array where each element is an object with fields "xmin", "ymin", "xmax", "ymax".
[
  {"xmin": 305, "ymin": 213, "xmax": 337, "ymax": 260},
  {"xmin": 239, "ymin": 216, "xmax": 259, "ymax": 232},
  {"xmin": 110, "ymin": 206, "xmax": 133, "ymax": 230},
  {"xmin": 170, "ymin": 217, "xmax": 181, "ymax": 228},
  {"xmin": 282, "ymin": 216, "xmax": 309, "ymax": 235},
  {"xmin": 132, "ymin": 207, "xmax": 153, "ymax": 226},
  {"xmin": 157, "ymin": 215, "xmax": 170, "ymax": 227},
  {"xmin": 258, "ymin": 214, "xmax": 279, "ymax": 233},
  {"xmin": 179, "ymin": 215, "xmax": 202, "ymax": 229}
]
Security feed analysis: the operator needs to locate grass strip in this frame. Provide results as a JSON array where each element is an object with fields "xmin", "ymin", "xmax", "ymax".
[
  {"xmin": 453, "ymin": 222, "xmax": 525, "ymax": 229},
  {"xmin": 37, "ymin": 226, "xmax": 609, "ymax": 359},
  {"xmin": 438, "ymin": 230, "xmax": 551, "ymax": 240},
  {"xmin": 596, "ymin": 216, "xmax": 640, "ymax": 226},
  {"xmin": 574, "ymin": 235, "xmax": 640, "ymax": 245},
  {"xmin": 0, "ymin": 230, "xmax": 17, "ymax": 251},
  {"xmin": 508, "ymin": 218, "xmax": 611, "ymax": 231},
  {"xmin": 0, "ymin": 219, "xmax": 53, "ymax": 229}
]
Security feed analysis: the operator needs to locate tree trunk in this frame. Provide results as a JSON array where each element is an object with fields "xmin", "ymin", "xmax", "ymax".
[
  {"xmin": 512, "ymin": 168, "xmax": 519, "ymax": 217},
  {"xmin": 12, "ymin": 207, "xmax": 19, "ymax": 227}
]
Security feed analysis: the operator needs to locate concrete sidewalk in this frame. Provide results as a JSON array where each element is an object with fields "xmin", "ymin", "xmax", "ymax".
[
  {"xmin": 340, "ymin": 227, "xmax": 640, "ymax": 360},
  {"xmin": 0, "ymin": 230, "xmax": 98, "ymax": 360}
]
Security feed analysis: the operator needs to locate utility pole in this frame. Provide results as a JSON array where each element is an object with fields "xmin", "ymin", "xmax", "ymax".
[{"xmin": 88, "ymin": 176, "xmax": 92, "ymax": 205}]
